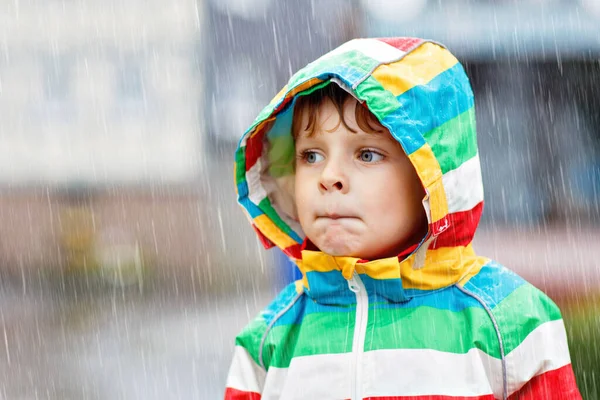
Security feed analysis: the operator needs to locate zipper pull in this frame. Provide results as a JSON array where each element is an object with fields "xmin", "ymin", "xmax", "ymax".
[{"xmin": 347, "ymin": 274, "xmax": 360, "ymax": 293}]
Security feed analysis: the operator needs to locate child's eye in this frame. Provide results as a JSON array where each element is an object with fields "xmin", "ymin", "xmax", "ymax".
[
  {"xmin": 301, "ymin": 151, "xmax": 324, "ymax": 164},
  {"xmin": 359, "ymin": 150, "xmax": 384, "ymax": 163}
]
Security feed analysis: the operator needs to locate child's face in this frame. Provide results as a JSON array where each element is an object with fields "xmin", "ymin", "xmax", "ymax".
[{"xmin": 294, "ymin": 97, "xmax": 427, "ymax": 260}]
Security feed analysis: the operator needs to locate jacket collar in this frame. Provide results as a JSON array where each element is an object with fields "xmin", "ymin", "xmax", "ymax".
[{"xmin": 297, "ymin": 243, "xmax": 479, "ymax": 305}]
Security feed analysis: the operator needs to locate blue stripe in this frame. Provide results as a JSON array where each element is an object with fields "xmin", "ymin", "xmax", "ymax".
[
  {"xmin": 237, "ymin": 195, "xmax": 264, "ymax": 219},
  {"xmin": 461, "ymin": 260, "xmax": 527, "ymax": 309},
  {"xmin": 266, "ymin": 270, "xmax": 498, "ymax": 327},
  {"xmin": 268, "ymin": 284, "xmax": 489, "ymax": 328},
  {"xmin": 236, "ymin": 180, "xmax": 248, "ymax": 199},
  {"xmin": 381, "ymin": 63, "xmax": 474, "ymax": 155},
  {"xmin": 304, "ymin": 270, "xmax": 358, "ymax": 306},
  {"xmin": 266, "ymin": 103, "xmax": 294, "ymax": 139},
  {"xmin": 262, "ymin": 282, "xmax": 303, "ymax": 326},
  {"xmin": 371, "ymin": 285, "xmax": 483, "ymax": 312},
  {"xmin": 271, "ymin": 297, "xmax": 357, "ymax": 328},
  {"xmin": 360, "ymin": 275, "xmax": 408, "ymax": 303}
]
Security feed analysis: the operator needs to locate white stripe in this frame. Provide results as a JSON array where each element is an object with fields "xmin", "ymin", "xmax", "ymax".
[
  {"xmin": 505, "ymin": 319, "xmax": 572, "ymax": 396},
  {"xmin": 262, "ymin": 350, "xmax": 498, "ymax": 399},
  {"xmin": 442, "ymin": 154, "xmax": 484, "ymax": 213},
  {"xmin": 324, "ymin": 38, "xmax": 405, "ymax": 64},
  {"xmin": 263, "ymin": 353, "xmax": 352, "ymax": 400},
  {"xmin": 362, "ymin": 348, "xmax": 499, "ymax": 398},
  {"xmin": 247, "ymin": 157, "xmax": 268, "ymax": 206},
  {"xmin": 258, "ymin": 320, "xmax": 571, "ymax": 399},
  {"xmin": 225, "ymin": 345, "xmax": 266, "ymax": 395}
]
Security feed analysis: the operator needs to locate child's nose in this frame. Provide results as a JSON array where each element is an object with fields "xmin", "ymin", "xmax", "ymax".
[
  {"xmin": 319, "ymin": 161, "xmax": 348, "ymax": 193},
  {"xmin": 320, "ymin": 180, "xmax": 344, "ymax": 191}
]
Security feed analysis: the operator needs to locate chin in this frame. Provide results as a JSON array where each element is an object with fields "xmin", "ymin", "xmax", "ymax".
[{"xmin": 315, "ymin": 238, "xmax": 355, "ymax": 257}]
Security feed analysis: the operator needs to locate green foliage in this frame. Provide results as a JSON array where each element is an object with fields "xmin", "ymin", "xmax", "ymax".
[{"xmin": 562, "ymin": 299, "xmax": 600, "ymax": 399}]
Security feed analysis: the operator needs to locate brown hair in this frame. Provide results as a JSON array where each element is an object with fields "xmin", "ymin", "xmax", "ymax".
[{"xmin": 291, "ymin": 83, "xmax": 386, "ymax": 139}]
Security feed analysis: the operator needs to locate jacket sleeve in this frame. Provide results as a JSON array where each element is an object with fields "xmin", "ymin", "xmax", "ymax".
[
  {"xmin": 224, "ymin": 315, "xmax": 268, "ymax": 400},
  {"xmin": 498, "ymin": 285, "xmax": 582, "ymax": 399},
  {"xmin": 508, "ymin": 363, "xmax": 580, "ymax": 399},
  {"xmin": 224, "ymin": 345, "xmax": 266, "ymax": 400}
]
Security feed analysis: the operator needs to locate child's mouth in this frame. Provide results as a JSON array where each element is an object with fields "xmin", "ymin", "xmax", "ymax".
[{"xmin": 319, "ymin": 213, "xmax": 358, "ymax": 220}]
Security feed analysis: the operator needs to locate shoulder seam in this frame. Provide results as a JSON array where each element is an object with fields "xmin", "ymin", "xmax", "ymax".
[
  {"xmin": 258, "ymin": 290, "xmax": 304, "ymax": 370},
  {"xmin": 456, "ymin": 284, "xmax": 508, "ymax": 400}
]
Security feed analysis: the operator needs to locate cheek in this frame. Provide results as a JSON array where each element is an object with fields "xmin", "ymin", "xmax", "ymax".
[{"xmin": 294, "ymin": 174, "xmax": 312, "ymax": 218}]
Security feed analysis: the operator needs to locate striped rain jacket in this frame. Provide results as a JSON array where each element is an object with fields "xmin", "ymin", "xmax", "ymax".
[{"xmin": 225, "ymin": 37, "xmax": 581, "ymax": 400}]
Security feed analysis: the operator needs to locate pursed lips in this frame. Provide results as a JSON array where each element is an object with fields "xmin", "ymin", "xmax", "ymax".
[{"xmin": 317, "ymin": 213, "xmax": 359, "ymax": 220}]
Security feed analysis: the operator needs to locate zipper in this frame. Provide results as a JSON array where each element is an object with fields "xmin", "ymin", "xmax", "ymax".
[{"xmin": 347, "ymin": 272, "xmax": 368, "ymax": 400}]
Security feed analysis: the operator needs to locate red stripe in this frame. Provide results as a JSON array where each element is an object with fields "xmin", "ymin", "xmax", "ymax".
[
  {"xmin": 376, "ymin": 37, "xmax": 424, "ymax": 52},
  {"xmin": 363, "ymin": 395, "xmax": 494, "ymax": 400},
  {"xmin": 273, "ymin": 94, "xmax": 294, "ymax": 114},
  {"xmin": 252, "ymin": 224, "xmax": 275, "ymax": 250},
  {"xmin": 224, "ymin": 387, "xmax": 261, "ymax": 400},
  {"xmin": 508, "ymin": 364, "xmax": 582, "ymax": 400},
  {"xmin": 283, "ymin": 243, "xmax": 303, "ymax": 259},
  {"xmin": 430, "ymin": 202, "xmax": 483, "ymax": 249},
  {"xmin": 245, "ymin": 125, "xmax": 268, "ymax": 172}
]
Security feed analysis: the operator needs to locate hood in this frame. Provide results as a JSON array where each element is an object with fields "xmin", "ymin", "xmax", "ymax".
[{"xmin": 234, "ymin": 37, "xmax": 485, "ymax": 299}]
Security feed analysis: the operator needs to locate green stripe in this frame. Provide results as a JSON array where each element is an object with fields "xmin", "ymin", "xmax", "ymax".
[
  {"xmin": 235, "ymin": 315, "xmax": 268, "ymax": 367},
  {"xmin": 354, "ymin": 76, "xmax": 401, "ymax": 120},
  {"xmin": 258, "ymin": 197, "xmax": 296, "ymax": 240},
  {"xmin": 493, "ymin": 283, "xmax": 562, "ymax": 355},
  {"xmin": 295, "ymin": 80, "xmax": 331, "ymax": 97},
  {"xmin": 235, "ymin": 145, "xmax": 246, "ymax": 185},
  {"xmin": 287, "ymin": 51, "xmax": 378, "ymax": 89},
  {"xmin": 366, "ymin": 305, "xmax": 501, "ymax": 357},
  {"xmin": 267, "ymin": 134, "xmax": 295, "ymax": 178},
  {"xmin": 254, "ymin": 284, "xmax": 561, "ymax": 369},
  {"xmin": 252, "ymin": 103, "xmax": 277, "ymax": 130},
  {"xmin": 425, "ymin": 107, "xmax": 478, "ymax": 174},
  {"xmin": 264, "ymin": 311, "xmax": 355, "ymax": 368}
]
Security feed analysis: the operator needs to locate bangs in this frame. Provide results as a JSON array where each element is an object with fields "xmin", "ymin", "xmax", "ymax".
[{"xmin": 291, "ymin": 83, "xmax": 386, "ymax": 139}]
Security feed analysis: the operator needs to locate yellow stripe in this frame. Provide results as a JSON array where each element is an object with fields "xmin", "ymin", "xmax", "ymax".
[
  {"xmin": 428, "ymin": 179, "xmax": 450, "ymax": 225},
  {"xmin": 457, "ymin": 256, "xmax": 492, "ymax": 287},
  {"xmin": 371, "ymin": 42, "xmax": 459, "ymax": 97},
  {"xmin": 269, "ymin": 85, "xmax": 288, "ymax": 106},
  {"xmin": 249, "ymin": 117, "xmax": 276, "ymax": 139},
  {"xmin": 408, "ymin": 144, "xmax": 448, "ymax": 222},
  {"xmin": 298, "ymin": 246, "xmax": 488, "ymax": 291},
  {"xmin": 288, "ymin": 77, "xmax": 324, "ymax": 98},
  {"xmin": 294, "ymin": 279, "xmax": 304, "ymax": 294},
  {"xmin": 354, "ymin": 258, "xmax": 401, "ymax": 280},
  {"xmin": 297, "ymin": 251, "xmax": 346, "ymax": 273},
  {"xmin": 408, "ymin": 145, "xmax": 442, "ymax": 187},
  {"xmin": 254, "ymin": 214, "xmax": 297, "ymax": 249},
  {"xmin": 268, "ymin": 78, "xmax": 323, "ymax": 110},
  {"xmin": 401, "ymin": 245, "xmax": 487, "ymax": 290},
  {"xmin": 298, "ymin": 251, "xmax": 401, "ymax": 281}
]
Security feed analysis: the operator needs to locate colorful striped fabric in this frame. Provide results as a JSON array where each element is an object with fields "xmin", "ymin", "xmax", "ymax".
[{"xmin": 227, "ymin": 38, "xmax": 581, "ymax": 399}]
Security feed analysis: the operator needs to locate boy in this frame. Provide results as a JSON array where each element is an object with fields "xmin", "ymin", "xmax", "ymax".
[{"xmin": 225, "ymin": 37, "xmax": 581, "ymax": 399}]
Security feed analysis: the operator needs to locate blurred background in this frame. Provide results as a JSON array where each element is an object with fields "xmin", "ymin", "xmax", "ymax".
[{"xmin": 0, "ymin": 0, "xmax": 599, "ymax": 398}]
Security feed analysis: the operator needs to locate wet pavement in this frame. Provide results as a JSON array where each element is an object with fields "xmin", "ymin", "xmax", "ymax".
[{"xmin": 0, "ymin": 280, "xmax": 274, "ymax": 400}]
